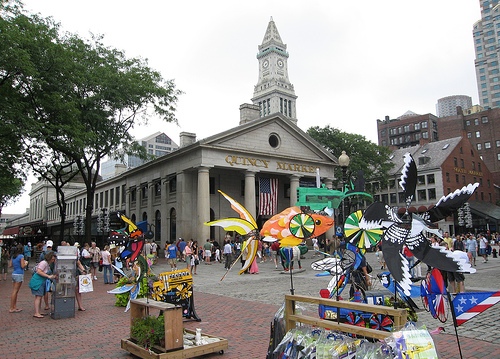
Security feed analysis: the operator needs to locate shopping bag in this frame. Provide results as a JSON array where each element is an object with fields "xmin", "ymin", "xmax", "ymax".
[{"xmin": 79, "ymin": 274, "xmax": 94, "ymax": 293}]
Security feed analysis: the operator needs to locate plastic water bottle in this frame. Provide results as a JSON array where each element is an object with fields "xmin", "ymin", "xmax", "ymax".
[{"xmin": 195, "ymin": 328, "xmax": 202, "ymax": 345}]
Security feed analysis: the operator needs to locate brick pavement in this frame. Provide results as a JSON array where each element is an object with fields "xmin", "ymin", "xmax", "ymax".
[{"xmin": 1, "ymin": 254, "xmax": 499, "ymax": 358}]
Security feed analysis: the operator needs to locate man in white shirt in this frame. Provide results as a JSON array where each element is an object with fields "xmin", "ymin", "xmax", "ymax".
[
  {"xmin": 478, "ymin": 233, "xmax": 489, "ymax": 263},
  {"xmin": 223, "ymin": 240, "xmax": 233, "ymax": 270}
]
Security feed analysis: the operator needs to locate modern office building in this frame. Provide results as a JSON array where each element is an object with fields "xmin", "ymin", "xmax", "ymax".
[
  {"xmin": 4, "ymin": 19, "xmax": 339, "ymax": 248},
  {"xmin": 101, "ymin": 132, "xmax": 179, "ymax": 180},
  {"xmin": 436, "ymin": 95, "xmax": 473, "ymax": 117},
  {"xmin": 473, "ymin": 0, "xmax": 500, "ymax": 108}
]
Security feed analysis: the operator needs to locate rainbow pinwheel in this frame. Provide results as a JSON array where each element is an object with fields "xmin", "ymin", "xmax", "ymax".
[
  {"xmin": 344, "ymin": 209, "xmax": 383, "ymax": 250},
  {"xmin": 346, "ymin": 311, "xmax": 365, "ymax": 327},
  {"xmin": 369, "ymin": 314, "xmax": 393, "ymax": 332}
]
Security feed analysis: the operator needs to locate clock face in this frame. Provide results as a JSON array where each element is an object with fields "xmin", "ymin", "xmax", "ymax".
[
  {"xmin": 263, "ymin": 60, "xmax": 269, "ymax": 69},
  {"xmin": 277, "ymin": 59, "xmax": 284, "ymax": 68}
]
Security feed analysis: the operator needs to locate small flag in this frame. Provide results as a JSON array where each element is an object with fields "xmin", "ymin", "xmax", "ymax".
[
  {"xmin": 259, "ymin": 178, "xmax": 278, "ymax": 216},
  {"xmin": 452, "ymin": 291, "xmax": 500, "ymax": 326}
]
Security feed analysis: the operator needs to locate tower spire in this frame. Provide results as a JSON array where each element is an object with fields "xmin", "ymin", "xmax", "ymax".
[{"xmin": 252, "ymin": 18, "xmax": 297, "ymax": 123}]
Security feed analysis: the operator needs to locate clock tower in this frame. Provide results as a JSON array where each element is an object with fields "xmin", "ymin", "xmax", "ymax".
[{"xmin": 252, "ymin": 17, "xmax": 297, "ymax": 123}]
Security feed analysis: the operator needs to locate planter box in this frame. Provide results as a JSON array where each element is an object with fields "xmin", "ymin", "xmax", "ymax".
[{"xmin": 121, "ymin": 330, "xmax": 228, "ymax": 359}]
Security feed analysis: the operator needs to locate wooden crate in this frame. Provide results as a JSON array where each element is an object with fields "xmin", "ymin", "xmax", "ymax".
[
  {"xmin": 121, "ymin": 330, "xmax": 228, "ymax": 359},
  {"xmin": 130, "ymin": 298, "xmax": 183, "ymax": 352},
  {"xmin": 284, "ymin": 294, "xmax": 407, "ymax": 340}
]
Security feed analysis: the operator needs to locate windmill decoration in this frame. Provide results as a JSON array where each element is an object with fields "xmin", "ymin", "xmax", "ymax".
[{"xmin": 347, "ymin": 153, "xmax": 478, "ymax": 297}]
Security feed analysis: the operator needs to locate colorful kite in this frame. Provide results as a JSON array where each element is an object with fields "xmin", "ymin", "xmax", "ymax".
[
  {"xmin": 260, "ymin": 206, "xmax": 334, "ymax": 247},
  {"xmin": 204, "ymin": 190, "xmax": 259, "ymax": 276},
  {"xmin": 347, "ymin": 153, "xmax": 478, "ymax": 296},
  {"xmin": 420, "ymin": 268, "xmax": 448, "ymax": 323}
]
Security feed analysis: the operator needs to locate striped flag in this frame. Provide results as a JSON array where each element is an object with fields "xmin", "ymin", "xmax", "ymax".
[
  {"xmin": 259, "ymin": 178, "xmax": 278, "ymax": 216},
  {"xmin": 453, "ymin": 291, "xmax": 500, "ymax": 326}
]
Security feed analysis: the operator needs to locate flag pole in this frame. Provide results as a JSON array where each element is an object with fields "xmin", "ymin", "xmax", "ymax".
[{"xmin": 447, "ymin": 292, "xmax": 463, "ymax": 359}]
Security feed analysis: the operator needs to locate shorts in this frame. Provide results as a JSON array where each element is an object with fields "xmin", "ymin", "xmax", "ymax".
[
  {"xmin": 12, "ymin": 273, "xmax": 24, "ymax": 283},
  {"xmin": 468, "ymin": 250, "xmax": 477, "ymax": 258},
  {"xmin": 204, "ymin": 249, "xmax": 211, "ymax": 257},
  {"xmin": 447, "ymin": 272, "xmax": 465, "ymax": 282},
  {"xmin": 479, "ymin": 248, "xmax": 487, "ymax": 256},
  {"xmin": 91, "ymin": 261, "xmax": 99, "ymax": 268},
  {"xmin": 168, "ymin": 258, "xmax": 177, "ymax": 266}
]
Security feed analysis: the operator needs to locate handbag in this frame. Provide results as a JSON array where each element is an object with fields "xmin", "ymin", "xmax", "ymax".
[
  {"xmin": 45, "ymin": 278, "xmax": 54, "ymax": 292},
  {"xmin": 79, "ymin": 273, "xmax": 94, "ymax": 293},
  {"xmin": 98, "ymin": 258, "xmax": 103, "ymax": 272},
  {"xmin": 29, "ymin": 272, "xmax": 46, "ymax": 291}
]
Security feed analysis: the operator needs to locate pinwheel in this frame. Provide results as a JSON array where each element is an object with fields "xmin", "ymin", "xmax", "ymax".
[
  {"xmin": 369, "ymin": 314, "xmax": 393, "ymax": 332},
  {"xmin": 260, "ymin": 206, "xmax": 334, "ymax": 247},
  {"xmin": 205, "ymin": 190, "xmax": 259, "ymax": 276},
  {"xmin": 346, "ymin": 311, "xmax": 365, "ymax": 327},
  {"xmin": 421, "ymin": 268, "xmax": 448, "ymax": 323},
  {"xmin": 344, "ymin": 209, "xmax": 383, "ymax": 250},
  {"xmin": 117, "ymin": 212, "xmax": 145, "ymax": 262}
]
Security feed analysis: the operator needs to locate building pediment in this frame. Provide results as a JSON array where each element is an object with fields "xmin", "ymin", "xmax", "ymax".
[{"xmin": 199, "ymin": 114, "xmax": 337, "ymax": 165}]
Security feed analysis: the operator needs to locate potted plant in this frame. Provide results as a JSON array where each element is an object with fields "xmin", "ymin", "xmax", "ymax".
[{"xmin": 130, "ymin": 314, "xmax": 165, "ymax": 349}]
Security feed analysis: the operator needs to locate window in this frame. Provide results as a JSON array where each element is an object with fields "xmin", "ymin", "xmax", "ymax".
[
  {"xmin": 428, "ymin": 188, "xmax": 436, "ymax": 200},
  {"xmin": 422, "ymin": 132, "xmax": 429, "ymax": 139},
  {"xmin": 130, "ymin": 187, "xmax": 137, "ymax": 202},
  {"xmin": 478, "ymin": 162, "xmax": 482, "ymax": 171},
  {"xmin": 477, "ymin": 143, "xmax": 482, "ymax": 150},
  {"xmin": 462, "ymin": 175, "xmax": 466, "ymax": 184},
  {"xmin": 427, "ymin": 174, "xmax": 435, "ymax": 184},
  {"xmin": 110, "ymin": 188, "xmax": 114, "ymax": 206},
  {"xmin": 390, "ymin": 193, "xmax": 397, "ymax": 204},
  {"xmin": 453, "ymin": 157, "xmax": 458, "ymax": 166},
  {"xmin": 465, "ymin": 120, "xmax": 470, "ymax": 126},
  {"xmin": 474, "ymin": 118, "xmax": 479, "ymax": 125},
  {"xmin": 398, "ymin": 192, "xmax": 406, "ymax": 203},
  {"xmin": 446, "ymin": 172, "xmax": 450, "ymax": 182},
  {"xmin": 460, "ymin": 159, "xmax": 464, "ymax": 168},
  {"xmin": 472, "ymin": 161, "xmax": 475, "ymax": 170},
  {"xmin": 475, "ymin": 131, "xmax": 481, "ymax": 138},
  {"xmin": 414, "ymin": 123, "xmax": 420, "ymax": 130},
  {"xmin": 421, "ymin": 121, "xmax": 428, "ymax": 129},
  {"xmin": 482, "ymin": 116, "xmax": 489, "ymax": 123},
  {"xmin": 141, "ymin": 184, "xmax": 148, "ymax": 200},
  {"xmin": 169, "ymin": 177, "xmax": 177, "ymax": 193},
  {"xmin": 417, "ymin": 175, "xmax": 425, "ymax": 185},
  {"xmin": 485, "ymin": 142, "xmax": 491, "ymax": 149},
  {"xmin": 467, "ymin": 132, "xmax": 472, "ymax": 138},
  {"xmin": 404, "ymin": 125, "xmax": 410, "ymax": 132},
  {"xmin": 154, "ymin": 181, "xmax": 161, "ymax": 197},
  {"xmin": 417, "ymin": 189, "xmax": 427, "ymax": 201},
  {"xmin": 389, "ymin": 180, "xmax": 396, "ymax": 189}
]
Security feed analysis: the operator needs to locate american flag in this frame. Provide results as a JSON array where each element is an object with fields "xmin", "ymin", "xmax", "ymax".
[
  {"xmin": 259, "ymin": 178, "xmax": 278, "ymax": 216},
  {"xmin": 453, "ymin": 291, "xmax": 500, "ymax": 326}
]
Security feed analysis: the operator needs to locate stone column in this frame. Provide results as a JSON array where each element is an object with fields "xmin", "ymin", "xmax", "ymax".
[
  {"xmin": 289, "ymin": 174, "xmax": 301, "ymax": 207},
  {"xmin": 197, "ymin": 167, "xmax": 211, "ymax": 241},
  {"xmin": 245, "ymin": 171, "xmax": 257, "ymax": 220}
]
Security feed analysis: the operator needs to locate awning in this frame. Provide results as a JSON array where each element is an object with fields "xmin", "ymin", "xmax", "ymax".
[
  {"xmin": 468, "ymin": 201, "xmax": 500, "ymax": 221},
  {"xmin": 2, "ymin": 226, "xmax": 20, "ymax": 236}
]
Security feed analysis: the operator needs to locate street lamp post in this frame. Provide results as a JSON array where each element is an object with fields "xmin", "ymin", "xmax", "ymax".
[{"xmin": 338, "ymin": 150, "xmax": 350, "ymax": 231}]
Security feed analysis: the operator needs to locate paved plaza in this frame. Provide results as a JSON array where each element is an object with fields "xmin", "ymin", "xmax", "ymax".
[{"xmin": 1, "ymin": 248, "xmax": 500, "ymax": 358}]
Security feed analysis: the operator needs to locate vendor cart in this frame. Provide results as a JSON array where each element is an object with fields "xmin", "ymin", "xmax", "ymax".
[{"xmin": 121, "ymin": 298, "xmax": 228, "ymax": 359}]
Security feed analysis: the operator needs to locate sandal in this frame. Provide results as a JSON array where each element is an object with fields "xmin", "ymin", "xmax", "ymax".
[
  {"xmin": 33, "ymin": 315, "xmax": 44, "ymax": 319},
  {"xmin": 9, "ymin": 309, "xmax": 22, "ymax": 313}
]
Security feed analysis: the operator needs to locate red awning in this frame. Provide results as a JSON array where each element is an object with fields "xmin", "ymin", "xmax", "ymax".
[{"xmin": 2, "ymin": 226, "xmax": 20, "ymax": 236}]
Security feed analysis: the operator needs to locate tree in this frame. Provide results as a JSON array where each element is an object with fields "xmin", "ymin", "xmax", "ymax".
[
  {"xmin": 1, "ymin": 1, "xmax": 182, "ymax": 241},
  {"xmin": 307, "ymin": 125, "xmax": 393, "ymax": 188}
]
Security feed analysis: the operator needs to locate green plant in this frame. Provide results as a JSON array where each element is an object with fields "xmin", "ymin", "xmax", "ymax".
[
  {"xmin": 114, "ymin": 276, "xmax": 150, "ymax": 307},
  {"xmin": 384, "ymin": 297, "xmax": 418, "ymax": 322},
  {"xmin": 131, "ymin": 314, "xmax": 165, "ymax": 349}
]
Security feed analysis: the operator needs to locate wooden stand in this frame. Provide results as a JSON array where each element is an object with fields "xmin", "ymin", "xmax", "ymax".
[
  {"xmin": 284, "ymin": 294, "xmax": 408, "ymax": 340},
  {"xmin": 130, "ymin": 298, "xmax": 183, "ymax": 352},
  {"xmin": 122, "ymin": 298, "xmax": 228, "ymax": 358}
]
